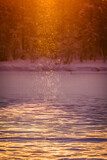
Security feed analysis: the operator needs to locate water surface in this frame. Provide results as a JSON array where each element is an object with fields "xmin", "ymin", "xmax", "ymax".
[{"xmin": 0, "ymin": 71, "xmax": 107, "ymax": 160}]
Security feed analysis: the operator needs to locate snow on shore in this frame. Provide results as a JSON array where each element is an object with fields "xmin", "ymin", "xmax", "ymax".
[{"xmin": 0, "ymin": 58, "xmax": 107, "ymax": 72}]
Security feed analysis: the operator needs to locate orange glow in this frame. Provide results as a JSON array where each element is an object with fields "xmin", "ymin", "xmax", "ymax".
[
  {"xmin": 36, "ymin": 0, "xmax": 58, "ymax": 56},
  {"xmin": 0, "ymin": 0, "xmax": 106, "ymax": 61}
]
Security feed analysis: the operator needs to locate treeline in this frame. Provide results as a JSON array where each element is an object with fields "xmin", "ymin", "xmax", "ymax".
[{"xmin": 0, "ymin": 0, "xmax": 107, "ymax": 62}]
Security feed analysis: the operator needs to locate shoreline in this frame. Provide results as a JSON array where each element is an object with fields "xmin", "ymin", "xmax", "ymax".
[{"xmin": 0, "ymin": 59, "xmax": 107, "ymax": 72}]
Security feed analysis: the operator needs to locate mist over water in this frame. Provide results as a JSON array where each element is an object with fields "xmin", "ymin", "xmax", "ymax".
[
  {"xmin": 1, "ymin": 0, "xmax": 107, "ymax": 159},
  {"xmin": 0, "ymin": 71, "xmax": 107, "ymax": 159}
]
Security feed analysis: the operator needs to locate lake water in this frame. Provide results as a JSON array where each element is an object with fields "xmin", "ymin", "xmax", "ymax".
[{"xmin": 0, "ymin": 71, "xmax": 107, "ymax": 160}]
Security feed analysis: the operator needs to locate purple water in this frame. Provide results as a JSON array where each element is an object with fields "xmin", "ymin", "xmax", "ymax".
[{"xmin": 0, "ymin": 71, "xmax": 107, "ymax": 159}]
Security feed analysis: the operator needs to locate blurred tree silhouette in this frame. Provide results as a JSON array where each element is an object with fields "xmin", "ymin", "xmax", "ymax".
[{"xmin": 0, "ymin": 0, "xmax": 107, "ymax": 62}]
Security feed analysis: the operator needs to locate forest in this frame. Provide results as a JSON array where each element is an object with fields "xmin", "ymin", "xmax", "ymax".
[{"xmin": 0, "ymin": 0, "xmax": 107, "ymax": 63}]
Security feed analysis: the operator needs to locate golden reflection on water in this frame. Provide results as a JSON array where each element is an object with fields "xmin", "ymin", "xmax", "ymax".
[{"xmin": 0, "ymin": 103, "xmax": 107, "ymax": 160}]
